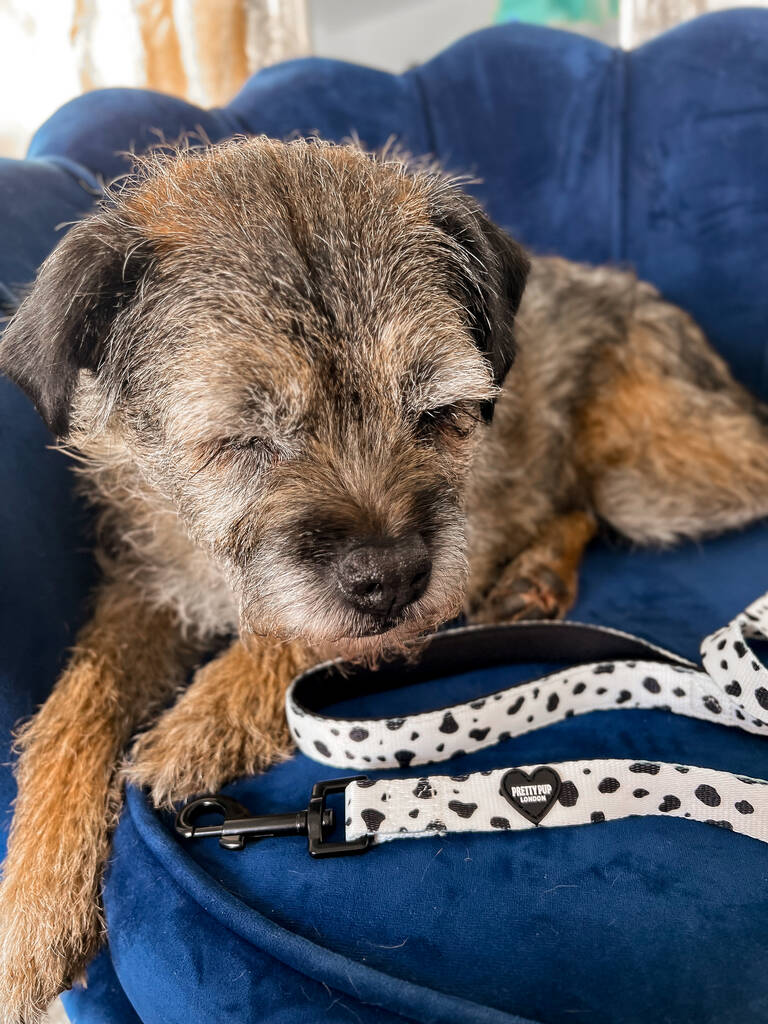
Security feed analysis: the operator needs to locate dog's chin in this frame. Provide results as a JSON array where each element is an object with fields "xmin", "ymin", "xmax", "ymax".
[
  {"xmin": 243, "ymin": 595, "xmax": 460, "ymax": 665},
  {"xmin": 315, "ymin": 616, "xmax": 441, "ymax": 666}
]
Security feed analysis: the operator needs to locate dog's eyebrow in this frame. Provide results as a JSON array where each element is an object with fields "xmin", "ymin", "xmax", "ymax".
[{"xmin": 404, "ymin": 350, "xmax": 497, "ymax": 411}]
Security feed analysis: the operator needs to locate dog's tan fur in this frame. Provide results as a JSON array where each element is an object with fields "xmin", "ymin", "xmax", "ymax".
[{"xmin": 1, "ymin": 138, "xmax": 768, "ymax": 1022}]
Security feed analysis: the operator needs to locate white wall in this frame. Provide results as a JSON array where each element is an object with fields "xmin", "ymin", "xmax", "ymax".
[{"xmin": 309, "ymin": 0, "xmax": 497, "ymax": 72}]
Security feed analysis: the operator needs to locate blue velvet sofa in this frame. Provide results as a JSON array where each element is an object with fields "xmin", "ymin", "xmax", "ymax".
[{"xmin": 2, "ymin": 10, "xmax": 768, "ymax": 1023}]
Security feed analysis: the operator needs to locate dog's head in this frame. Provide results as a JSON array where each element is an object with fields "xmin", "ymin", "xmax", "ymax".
[{"xmin": 0, "ymin": 138, "xmax": 529, "ymax": 652}]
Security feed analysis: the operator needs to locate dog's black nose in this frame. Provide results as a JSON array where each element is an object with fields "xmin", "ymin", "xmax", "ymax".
[{"xmin": 335, "ymin": 534, "xmax": 431, "ymax": 620}]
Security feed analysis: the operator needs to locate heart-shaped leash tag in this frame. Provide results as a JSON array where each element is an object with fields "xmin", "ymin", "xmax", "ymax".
[{"xmin": 500, "ymin": 767, "xmax": 562, "ymax": 825}]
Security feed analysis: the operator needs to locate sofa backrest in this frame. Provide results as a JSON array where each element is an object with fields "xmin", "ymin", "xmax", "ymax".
[{"xmin": 3, "ymin": 9, "xmax": 768, "ymax": 396}]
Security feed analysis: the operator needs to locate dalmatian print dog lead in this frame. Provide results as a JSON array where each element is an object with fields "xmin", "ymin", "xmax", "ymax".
[
  {"xmin": 291, "ymin": 591, "xmax": 768, "ymax": 848},
  {"xmin": 177, "ymin": 593, "xmax": 768, "ymax": 855},
  {"xmin": 343, "ymin": 760, "xmax": 768, "ymax": 845}
]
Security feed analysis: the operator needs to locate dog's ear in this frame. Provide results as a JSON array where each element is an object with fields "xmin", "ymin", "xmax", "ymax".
[
  {"xmin": 432, "ymin": 195, "xmax": 530, "ymax": 420},
  {"xmin": 0, "ymin": 213, "xmax": 147, "ymax": 437}
]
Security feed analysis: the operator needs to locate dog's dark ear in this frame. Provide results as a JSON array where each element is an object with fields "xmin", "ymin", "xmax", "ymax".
[
  {"xmin": 0, "ymin": 213, "xmax": 146, "ymax": 437},
  {"xmin": 432, "ymin": 195, "xmax": 530, "ymax": 420}
]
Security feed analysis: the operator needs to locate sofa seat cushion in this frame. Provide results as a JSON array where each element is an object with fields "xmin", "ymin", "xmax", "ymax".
[{"xmin": 73, "ymin": 522, "xmax": 768, "ymax": 1024}]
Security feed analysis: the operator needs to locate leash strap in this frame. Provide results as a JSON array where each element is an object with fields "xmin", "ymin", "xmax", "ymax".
[
  {"xmin": 287, "ymin": 591, "xmax": 768, "ymax": 847},
  {"xmin": 176, "ymin": 592, "xmax": 768, "ymax": 854},
  {"xmin": 287, "ymin": 593, "xmax": 768, "ymax": 772},
  {"xmin": 344, "ymin": 760, "xmax": 768, "ymax": 843}
]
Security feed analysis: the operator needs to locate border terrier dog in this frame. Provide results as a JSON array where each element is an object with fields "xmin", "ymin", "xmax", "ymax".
[{"xmin": 2, "ymin": 136, "xmax": 768, "ymax": 1021}]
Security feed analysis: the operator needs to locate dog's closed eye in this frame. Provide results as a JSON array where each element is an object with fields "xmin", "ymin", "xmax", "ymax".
[
  {"xmin": 416, "ymin": 403, "xmax": 481, "ymax": 440},
  {"xmin": 190, "ymin": 436, "xmax": 280, "ymax": 478}
]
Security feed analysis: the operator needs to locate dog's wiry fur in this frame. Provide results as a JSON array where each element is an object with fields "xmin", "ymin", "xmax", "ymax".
[{"xmin": 1, "ymin": 136, "xmax": 768, "ymax": 1021}]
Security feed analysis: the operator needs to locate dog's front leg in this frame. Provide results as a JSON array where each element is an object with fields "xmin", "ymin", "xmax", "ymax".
[
  {"xmin": 0, "ymin": 580, "xmax": 194, "ymax": 1024},
  {"xmin": 127, "ymin": 635, "xmax": 315, "ymax": 808}
]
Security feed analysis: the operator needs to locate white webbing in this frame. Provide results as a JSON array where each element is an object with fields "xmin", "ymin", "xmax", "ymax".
[{"xmin": 285, "ymin": 592, "xmax": 768, "ymax": 845}]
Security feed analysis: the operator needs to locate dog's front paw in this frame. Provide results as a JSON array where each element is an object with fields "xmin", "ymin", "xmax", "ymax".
[
  {"xmin": 127, "ymin": 705, "xmax": 294, "ymax": 809},
  {"xmin": 0, "ymin": 878, "xmax": 96, "ymax": 1024},
  {"xmin": 469, "ymin": 564, "xmax": 574, "ymax": 624}
]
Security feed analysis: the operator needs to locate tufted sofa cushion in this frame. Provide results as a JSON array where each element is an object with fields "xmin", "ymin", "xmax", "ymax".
[{"xmin": 0, "ymin": 10, "xmax": 767, "ymax": 1023}]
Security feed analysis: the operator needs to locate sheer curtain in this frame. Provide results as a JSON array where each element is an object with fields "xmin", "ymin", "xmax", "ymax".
[
  {"xmin": 73, "ymin": 0, "xmax": 311, "ymax": 106},
  {"xmin": 0, "ymin": 0, "xmax": 311, "ymax": 157},
  {"xmin": 619, "ymin": 0, "xmax": 750, "ymax": 45}
]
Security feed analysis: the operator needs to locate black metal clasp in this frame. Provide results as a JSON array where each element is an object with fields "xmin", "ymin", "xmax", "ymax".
[{"xmin": 175, "ymin": 777, "xmax": 372, "ymax": 858}]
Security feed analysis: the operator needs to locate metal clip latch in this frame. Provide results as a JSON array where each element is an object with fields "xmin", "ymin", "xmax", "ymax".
[{"xmin": 175, "ymin": 777, "xmax": 372, "ymax": 857}]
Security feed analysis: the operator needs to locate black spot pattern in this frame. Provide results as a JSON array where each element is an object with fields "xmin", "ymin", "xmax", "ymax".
[
  {"xmin": 426, "ymin": 820, "xmax": 446, "ymax": 832},
  {"xmin": 386, "ymin": 719, "xmax": 405, "ymax": 730},
  {"xmin": 490, "ymin": 817, "xmax": 511, "ymax": 830},
  {"xmin": 735, "ymin": 800, "xmax": 754, "ymax": 815},
  {"xmin": 706, "ymin": 819, "xmax": 733, "ymax": 830},
  {"xmin": 361, "ymin": 808, "xmax": 386, "ymax": 832},
  {"xmin": 413, "ymin": 778, "xmax": 435, "ymax": 799},
  {"xmin": 702, "ymin": 696, "xmax": 722, "ymax": 715},
  {"xmin": 469, "ymin": 728, "xmax": 490, "ymax": 741},
  {"xmin": 630, "ymin": 763, "xmax": 660, "ymax": 774},
  {"xmin": 658, "ymin": 795, "xmax": 681, "ymax": 812},
  {"xmin": 633, "ymin": 789, "xmax": 649, "ymax": 798},
  {"xmin": 756, "ymin": 688, "xmax": 768, "ymax": 711},
  {"xmin": 591, "ymin": 811, "xmax": 606, "ymax": 823},
  {"xmin": 408, "ymin": 809, "xmax": 419, "ymax": 818},
  {"xmin": 507, "ymin": 696, "xmax": 525, "ymax": 715},
  {"xmin": 448, "ymin": 800, "xmax": 478, "ymax": 819},
  {"xmin": 734, "ymin": 641, "xmax": 747, "ymax": 658},
  {"xmin": 616, "ymin": 690, "xmax": 632, "ymax": 704},
  {"xmin": 573, "ymin": 682, "xmax": 587, "ymax": 695},
  {"xmin": 314, "ymin": 740, "xmax": 331, "ymax": 758},
  {"xmin": 356, "ymin": 779, "xmax": 376, "ymax": 788},
  {"xmin": 470, "ymin": 700, "xmax": 486, "ymax": 710},
  {"xmin": 695, "ymin": 785, "xmax": 721, "ymax": 807},
  {"xmin": 547, "ymin": 693, "xmax": 559, "ymax": 712},
  {"xmin": 439, "ymin": 713, "xmax": 459, "ymax": 734},
  {"xmin": 594, "ymin": 664, "xmax": 615, "ymax": 674},
  {"xmin": 725, "ymin": 680, "xmax": 742, "ymax": 696},
  {"xmin": 349, "ymin": 727, "xmax": 369, "ymax": 742},
  {"xmin": 598, "ymin": 777, "xmax": 620, "ymax": 794},
  {"xmin": 674, "ymin": 766, "xmax": 690, "ymax": 773},
  {"xmin": 559, "ymin": 781, "xmax": 579, "ymax": 807},
  {"xmin": 410, "ymin": 732, "xmax": 419, "ymax": 741},
  {"xmin": 394, "ymin": 750, "xmax": 415, "ymax": 768},
  {"xmin": 673, "ymin": 687, "xmax": 686, "ymax": 697},
  {"xmin": 643, "ymin": 677, "xmax": 661, "ymax": 693}
]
